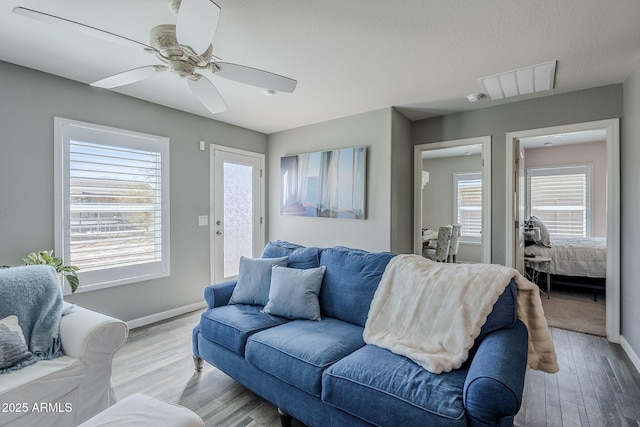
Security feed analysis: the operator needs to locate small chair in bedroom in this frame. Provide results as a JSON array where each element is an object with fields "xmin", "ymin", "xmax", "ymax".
[
  {"xmin": 423, "ymin": 225, "xmax": 452, "ymax": 262},
  {"xmin": 447, "ymin": 224, "xmax": 462, "ymax": 263}
]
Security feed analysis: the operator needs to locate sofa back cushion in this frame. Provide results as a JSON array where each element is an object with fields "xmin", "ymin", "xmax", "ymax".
[
  {"xmin": 262, "ymin": 240, "xmax": 321, "ymax": 269},
  {"xmin": 319, "ymin": 247, "xmax": 395, "ymax": 327}
]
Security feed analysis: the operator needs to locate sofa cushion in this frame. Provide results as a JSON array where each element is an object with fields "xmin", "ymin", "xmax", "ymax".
[
  {"xmin": 199, "ymin": 305, "xmax": 290, "ymax": 356},
  {"xmin": 228, "ymin": 256, "xmax": 288, "ymax": 306},
  {"xmin": 246, "ymin": 318, "xmax": 365, "ymax": 397},
  {"xmin": 0, "ymin": 356, "xmax": 84, "ymax": 424},
  {"xmin": 263, "ymin": 266, "xmax": 326, "ymax": 321},
  {"xmin": 322, "ymin": 345, "xmax": 468, "ymax": 426},
  {"xmin": 319, "ymin": 247, "xmax": 395, "ymax": 327},
  {"xmin": 262, "ymin": 240, "xmax": 321, "ymax": 269}
]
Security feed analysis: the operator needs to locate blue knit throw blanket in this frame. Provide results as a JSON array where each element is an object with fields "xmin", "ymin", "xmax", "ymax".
[{"xmin": 0, "ymin": 265, "xmax": 66, "ymax": 373}]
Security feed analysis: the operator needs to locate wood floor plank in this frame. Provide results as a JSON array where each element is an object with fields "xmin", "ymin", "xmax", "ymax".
[
  {"xmin": 545, "ymin": 369, "xmax": 563, "ymax": 426},
  {"xmin": 112, "ymin": 311, "xmax": 640, "ymax": 427},
  {"xmin": 583, "ymin": 395, "xmax": 606, "ymax": 427}
]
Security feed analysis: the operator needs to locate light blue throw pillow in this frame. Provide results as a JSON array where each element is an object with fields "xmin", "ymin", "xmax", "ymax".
[
  {"xmin": 229, "ymin": 256, "xmax": 288, "ymax": 306},
  {"xmin": 263, "ymin": 265, "xmax": 327, "ymax": 321}
]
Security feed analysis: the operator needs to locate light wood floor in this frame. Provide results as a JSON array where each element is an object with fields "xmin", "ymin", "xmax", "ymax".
[{"xmin": 112, "ymin": 310, "xmax": 640, "ymax": 427}]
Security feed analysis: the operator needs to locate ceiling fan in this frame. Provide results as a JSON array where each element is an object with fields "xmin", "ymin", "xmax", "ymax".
[{"xmin": 13, "ymin": 0, "xmax": 297, "ymax": 114}]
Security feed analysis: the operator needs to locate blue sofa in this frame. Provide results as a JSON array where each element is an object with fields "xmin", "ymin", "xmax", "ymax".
[{"xmin": 192, "ymin": 241, "xmax": 528, "ymax": 427}]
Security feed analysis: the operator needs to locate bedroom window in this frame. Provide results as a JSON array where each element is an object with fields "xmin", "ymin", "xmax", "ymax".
[
  {"xmin": 54, "ymin": 118, "xmax": 170, "ymax": 292},
  {"xmin": 526, "ymin": 165, "xmax": 592, "ymax": 237},
  {"xmin": 454, "ymin": 172, "xmax": 482, "ymax": 243}
]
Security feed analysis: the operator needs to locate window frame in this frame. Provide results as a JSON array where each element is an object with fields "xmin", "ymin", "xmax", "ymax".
[
  {"xmin": 453, "ymin": 171, "xmax": 482, "ymax": 244},
  {"xmin": 54, "ymin": 117, "xmax": 170, "ymax": 293},
  {"xmin": 525, "ymin": 164, "xmax": 593, "ymax": 238}
]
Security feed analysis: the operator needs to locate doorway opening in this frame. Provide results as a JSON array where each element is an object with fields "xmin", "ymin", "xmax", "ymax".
[
  {"xmin": 414, "ymin": 136, "xmax": 492, "ymax": 264},
  {"xmin": 505, "ymin": 119, "xmax": 620, "ymax": 342}
]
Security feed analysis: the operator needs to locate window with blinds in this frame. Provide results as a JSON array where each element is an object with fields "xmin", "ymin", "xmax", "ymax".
[
  {"xmin": 454, "ymin": 172, "xmax": 482, "ymax": 242},
  {"xmin": 526, "ymin": 165, "xmax": 591, "ymax": 237},
  {"xmin": 55, "ymin": 118, "xmax": 170, "ymax": 291}
]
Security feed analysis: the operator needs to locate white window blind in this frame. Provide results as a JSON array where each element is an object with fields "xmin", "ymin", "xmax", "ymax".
[
  {"xmin": 454, "ymin": 172, "xmax": 482, "ymax": 242},
  {"xmin": 55, "ymin": 118, "xmax": 170, "ymax": 292},
  {"xmin": 527, "ymin": 165, "xmax": 591, "ymax": 237}
]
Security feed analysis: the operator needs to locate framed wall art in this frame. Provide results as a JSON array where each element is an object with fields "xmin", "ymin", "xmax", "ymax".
[{"xmin": 280, "ymin": 146, "xmax": 366, "ymax": 219}]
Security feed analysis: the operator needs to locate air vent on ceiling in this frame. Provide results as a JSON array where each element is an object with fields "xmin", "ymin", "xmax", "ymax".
[{"xmin": 478, "ymin": 60, "xmax": 556, "ymax": 100}]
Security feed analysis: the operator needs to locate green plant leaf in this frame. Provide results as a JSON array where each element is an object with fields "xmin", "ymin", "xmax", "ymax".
[
  {"xmin": 65, "ymin": 274, "xmax": 79, "ymax": 294},
  {"xmin": 23, "ymin": 250, "xmax": 80, "ymax": 292},
  {"xmin": 23, "ymin": 252, "xmax": 40, "ymax": 265}
]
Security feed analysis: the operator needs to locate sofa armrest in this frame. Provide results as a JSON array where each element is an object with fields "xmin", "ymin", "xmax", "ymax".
[
  {"xmin": 204, "ymin": 280, "xmax": 237, "ymax": 309},
  {"xmin": 463, "ymin": 320, "xmax": 528, "ymax": 427},
  {"xmin": 60, "ymin": 305, "xmax": 128, "ymax": 361},
  {"xmin": 59, "ymin": 305, "xmax": 129, "ymax": 423}
]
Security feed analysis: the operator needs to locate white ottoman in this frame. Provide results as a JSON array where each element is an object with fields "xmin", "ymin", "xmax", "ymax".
[{"xmin": 79, "ymin": 394, "xmax": 204, "ymax": 427}]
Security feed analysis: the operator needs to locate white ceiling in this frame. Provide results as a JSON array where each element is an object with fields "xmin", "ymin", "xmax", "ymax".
[
  {"xmin": 420, "ymin": 128, "xmax": 606, "ymax": 159},
  {"xmin": 521, "ymin": 129, "xmax": 607, "ymax": 150},
  {"xmin": 422, "ymin": 144, "xmax": 482, "ymax": 160},
  {"xmin": 2, "ymin": 0, "xmax": 640, "ymax": 135}
]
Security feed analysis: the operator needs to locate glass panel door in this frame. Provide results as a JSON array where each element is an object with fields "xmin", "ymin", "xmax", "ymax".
[{"xmin": 211, "ymin": 148, "xmax": 263, "ymax": 283}]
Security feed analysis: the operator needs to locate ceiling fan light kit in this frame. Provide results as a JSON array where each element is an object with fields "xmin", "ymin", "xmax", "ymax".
[{"xmin": 13, "ymin": 0, "xmax": 297, "ymax": 115}]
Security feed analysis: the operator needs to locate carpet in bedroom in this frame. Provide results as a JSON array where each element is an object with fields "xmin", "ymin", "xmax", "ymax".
[{"xmin": 539, "ymin": 284, "xmax": 605, "ymax": 337}]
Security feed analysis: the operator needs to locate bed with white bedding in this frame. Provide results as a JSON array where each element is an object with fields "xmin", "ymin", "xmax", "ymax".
[{"xmin": 524, "ymin": 236, "xmax": 607, "ymax": 278}]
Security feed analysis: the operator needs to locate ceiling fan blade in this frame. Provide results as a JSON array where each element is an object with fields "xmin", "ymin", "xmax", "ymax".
[
  {"xmin": 176, "ymin": 0, "xmax": 220, "ymax": 56},
  {"xmin": 188, "ymin": 74, "xmax": 227, "ymax": 114},
  {"xmin": 213, "ymin": 62, "xmax": 297, "ymax": 93},
  {"xmin": 91, "ymin": 66, "xmax": 166, "ymax": 89},
  {"xmin": 13, "ymin": 7, "xmax": 155, "ymax": 52}
]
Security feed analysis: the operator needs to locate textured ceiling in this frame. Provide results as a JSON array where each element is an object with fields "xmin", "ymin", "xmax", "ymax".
[{"xmin": 2, "ymin": 0, "xmax": 639, "ymax": 134}]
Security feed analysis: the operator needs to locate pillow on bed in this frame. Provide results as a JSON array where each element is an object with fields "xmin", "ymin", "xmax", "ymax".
[{"xmin": 529, "ymin": 216, "xmax": 551, "ymax": 247}]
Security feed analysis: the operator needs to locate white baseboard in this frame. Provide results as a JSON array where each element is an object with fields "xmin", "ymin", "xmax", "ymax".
[
  {"xmin": 126, "ymin": 301, "xmax": 207, "ymax": 330},
  {"xmin": 620, "ymin": 335, "xmax": 640, "ymax": 374}
]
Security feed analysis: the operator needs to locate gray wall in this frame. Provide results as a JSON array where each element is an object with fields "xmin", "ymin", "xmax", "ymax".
[
  {"xmin": 413, "ymin": 85, "xmax": 623, "ymax": 265},
  {"xmin": 622, "ymin": 65, "xmax": 640, "ymax": 358},
  {"xmin": 390, "ymin": 108, "xmax": 414, "ymax": 254},
  {"xmin": 0, "ymin": 61, "xmax": 267, "ymax": 322},
  {"xmin": 267, "ymin": 107, "xmax": 413, "ymax": 253}
]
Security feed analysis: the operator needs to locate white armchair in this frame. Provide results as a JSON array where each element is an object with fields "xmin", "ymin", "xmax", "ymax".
[{"xmin": 0, "ymin": 304, "xmax": 128, "ymax": 427}]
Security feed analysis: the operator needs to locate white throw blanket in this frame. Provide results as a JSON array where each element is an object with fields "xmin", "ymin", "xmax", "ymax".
[{"xmin": 363, "ymin": 255, "xmax": 559, "ymax": 374}]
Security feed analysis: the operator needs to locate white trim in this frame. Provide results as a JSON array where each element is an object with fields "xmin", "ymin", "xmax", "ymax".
[
  {"xmin": 126, "ymin": 301, "xmax": 207, "ymax": 330},
  {"xmin": 414, "ymin": 136, "xmax": 491, "ymax": 263},
  {"xmin": 621, "ymin": 336, "xmax": 640, "ymax": 374},
  {"xmin": 54, "ymin": 117, "xmax": 171, "ymax": 292},
  {"xmin": 209, "ymin": 144, "xmax": 266, "ymax": 285},
  {"xmin": 505, "ymin": 119, "xmax": 620, "ymax": 343}
]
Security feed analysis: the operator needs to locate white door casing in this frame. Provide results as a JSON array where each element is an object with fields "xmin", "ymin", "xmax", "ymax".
[
  {"xmin": 210, "ymin": 145, "xmax": 265, "ymax": 283},
  {"xmin": 414, "ymin": 136, "xmax": 492, "ymax": 264},
  {"xmin": 505, "ymin": 119, "xmax": 620, "ymax": 342}
]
